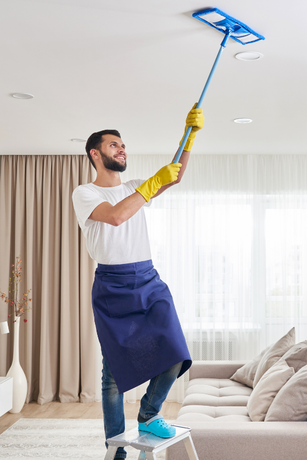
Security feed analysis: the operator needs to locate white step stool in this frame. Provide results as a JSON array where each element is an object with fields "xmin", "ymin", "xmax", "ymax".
[{"xmin": 105, "ymin": 424, "xmax": 199, "ymax": 460}]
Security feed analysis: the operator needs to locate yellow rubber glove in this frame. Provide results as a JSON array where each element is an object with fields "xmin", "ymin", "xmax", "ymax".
[
  {"xmin": 136, "ymin": 163, "xmax": 182, "ymax": 202},
  {"xmin": 179, "ymin": 103, "xmax": 205, "ymax": 151}
]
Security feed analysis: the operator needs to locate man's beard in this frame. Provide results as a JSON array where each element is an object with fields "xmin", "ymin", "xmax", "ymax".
[{"xmin": 99, "ymin": 150, "xmax": 127, "ymax": 172}]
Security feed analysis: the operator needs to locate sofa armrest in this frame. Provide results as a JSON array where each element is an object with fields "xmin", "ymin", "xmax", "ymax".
[
  {"xmin": 167, "ymin": 422, "xmax": 307, "ymax": 460},
  {"xmin": 189, "ymin": 360, "xmax": 246, "ymax": 380}
]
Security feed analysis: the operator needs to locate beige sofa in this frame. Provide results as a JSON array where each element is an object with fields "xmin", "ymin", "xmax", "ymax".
[{"xmin": 167, "ymin": 361, "xmax": 307, "ymax": 460}]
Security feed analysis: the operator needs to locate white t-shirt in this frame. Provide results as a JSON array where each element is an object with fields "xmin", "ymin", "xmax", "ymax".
[{"xmin": 72, "ymin": 180, "xmax": 152, "ymax": 265}]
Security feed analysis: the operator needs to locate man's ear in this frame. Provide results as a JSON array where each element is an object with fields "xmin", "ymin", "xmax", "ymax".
[{"xmin": 90, "ymin": 149, "xmax": 99, "ymax": 161}]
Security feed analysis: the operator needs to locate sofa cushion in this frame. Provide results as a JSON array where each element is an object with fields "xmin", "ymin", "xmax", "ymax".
[
  {"xmin": 179, "ymin": 377, "xmax": 252, "ymax": 422},
  {"xmin": 188, "ymin": 377, "xmax": 246, "ymax": 388},
  {"xmin": 186, "ymin": 384, "xmax": 251, "ymax": 398},
  {"xmin": 177, "ymin": 404, "xmax": 251, "ymax": 422},
  {"xmin": 253, "ymin": 327, "xmax": 295, "ymax": 388},
  {"xmin": 183, "ymin": 393, "xmax": 250, "ymax": 407},
  {"xmin": 184, "ymin": 378, "xmax": 252, "ymax": 406},
  {"xmin": 265, "ymin": 364, "xmax": 307, "ymax": 421},
  {"xmin": 230, "ymin": 346, "xmax": 270, "ymax": 388},
  {"xmin": 247, "ymin": 358, "xmax": 295, "ymax": 421},
  {"xmin": 282, "ymin": 340, "xmax": 307, "ymax": 372},
  {"xmin": 179, "ymin": 405, "xmax": 249, "ymax": 417}
]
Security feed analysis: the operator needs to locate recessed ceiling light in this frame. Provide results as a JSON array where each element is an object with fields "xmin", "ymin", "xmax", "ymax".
[
  {"xmin": 11, "ymin": 93, "xmax": 34, "ymax": 99},
  {"xmin": 71, "ymin": 138, "xmax": 86, "ymax": 142},
  {"xmin": 235, "ymin": 52, "xmax": 263, "ymax": 61},
  {"xmin": 234, "ymin": 118, "xmax": 253, "ymax": 124}
]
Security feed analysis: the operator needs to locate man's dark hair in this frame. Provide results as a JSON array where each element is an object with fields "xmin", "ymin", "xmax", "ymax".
[{"xmin": 85, "ymin": 129, "xmax": 121, "ymax": 170}]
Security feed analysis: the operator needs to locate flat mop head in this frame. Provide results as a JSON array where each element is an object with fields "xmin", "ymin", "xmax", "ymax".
[{"xmin": 193, "ymin": 8, "xmax": 265, "ymax": 45}]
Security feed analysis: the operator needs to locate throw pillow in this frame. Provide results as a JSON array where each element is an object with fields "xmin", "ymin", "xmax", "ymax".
[
  {"xmin": 253, "ymin": 327, "xmax": 295, "ymax": 388},
  {"xmin": 230, "ymin": 346, "xmax": 270, "ymax": 388},
  {"xmin": 265, "ymin": 364, "xmax": 307, "ymax": 421},
  {"xmin": 247, "ymin": 358, "xmax": 294, "ymax": 421},
  {"xmin": 282, "ymin": 341, "xmax": 307, "ymax": 372}
]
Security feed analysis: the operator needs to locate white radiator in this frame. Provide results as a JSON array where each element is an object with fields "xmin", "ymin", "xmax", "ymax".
[{"xmin": 186, "ymin": 331, "xmax": 238, "ymax": 361}]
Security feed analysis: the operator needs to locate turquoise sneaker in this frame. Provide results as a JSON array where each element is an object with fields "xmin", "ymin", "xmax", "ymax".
[{"xmin": 138, "ymin": 415, "xmax": 176, "ymax": 438}]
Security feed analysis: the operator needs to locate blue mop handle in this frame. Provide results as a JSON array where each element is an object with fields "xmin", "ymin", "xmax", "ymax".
[{"xmin": 173, "ymin": 32, "xmax": 231, "ymax": 164}]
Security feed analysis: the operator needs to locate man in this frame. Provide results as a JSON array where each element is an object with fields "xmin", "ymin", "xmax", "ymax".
[{"xmin": 72, "ymin": 104, "xmax": 204, "ymax": 458}]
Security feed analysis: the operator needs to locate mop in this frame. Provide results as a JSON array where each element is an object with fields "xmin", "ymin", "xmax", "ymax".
[{"xmin": 174, "ymin": 8, "xmax": 265, "ymax": 163}]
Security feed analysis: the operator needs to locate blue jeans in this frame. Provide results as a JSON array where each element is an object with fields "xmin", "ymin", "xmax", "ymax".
[{"xmin": 102, "ymin": 357, "xmax": 182, "ymax": 459}]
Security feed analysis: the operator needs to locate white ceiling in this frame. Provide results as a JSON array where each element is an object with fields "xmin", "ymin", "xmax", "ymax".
[{"xmin": 1, "ymin": 0, "xmax": 307, "ymax": 155}]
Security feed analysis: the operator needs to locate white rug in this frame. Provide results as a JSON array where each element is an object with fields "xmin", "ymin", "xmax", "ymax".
[{"xmin": 0, "ymin": 418, "xmax": 173, "ymax": 459}]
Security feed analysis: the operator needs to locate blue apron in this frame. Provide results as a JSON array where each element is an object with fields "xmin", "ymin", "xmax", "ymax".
[{"xmin": 92, "ymin": 259, "xmax": 192, "ymax": 394}]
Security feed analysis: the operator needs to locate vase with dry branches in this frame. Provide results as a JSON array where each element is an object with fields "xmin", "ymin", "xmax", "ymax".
[{"xmin": 0, "ymin": 256, "xmax": 32, "ymax": 413}]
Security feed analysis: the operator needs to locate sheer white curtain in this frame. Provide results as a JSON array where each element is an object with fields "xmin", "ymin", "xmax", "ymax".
[{"xmin": 96, "ymin": 154, "xmax": 307, "ymax": 403}]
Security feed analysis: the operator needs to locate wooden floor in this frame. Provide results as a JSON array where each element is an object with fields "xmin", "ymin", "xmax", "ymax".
[{"xmin": 0, "ymin": 401, "xmax": 181, "ymax": 435}]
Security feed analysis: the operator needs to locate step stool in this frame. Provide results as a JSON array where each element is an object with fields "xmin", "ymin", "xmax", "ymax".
[{"xmin": 104, "ymin": 424, "xmax": 199, "ymax": 460}]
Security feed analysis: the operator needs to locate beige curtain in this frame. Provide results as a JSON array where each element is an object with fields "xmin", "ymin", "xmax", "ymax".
[{"xmin": 0, "ymin": 155, "xmax": 96, "ymax": 404}]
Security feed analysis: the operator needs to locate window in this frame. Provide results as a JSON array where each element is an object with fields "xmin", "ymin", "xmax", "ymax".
[
  {"xmin": 145, "ymin": 191, "xmax": 307, "ymax": 358},
  {"xmin": 265, "ymin": 203, "xmax": 307, "ymax": 320}
]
